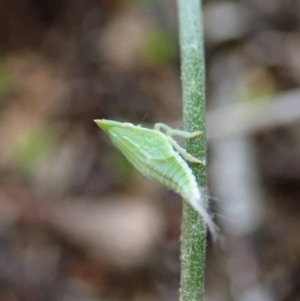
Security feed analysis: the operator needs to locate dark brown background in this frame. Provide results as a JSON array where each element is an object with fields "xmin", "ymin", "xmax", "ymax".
[{"xmin": 0, "ymin": 0, "xmax": 300, "ymax": 300}]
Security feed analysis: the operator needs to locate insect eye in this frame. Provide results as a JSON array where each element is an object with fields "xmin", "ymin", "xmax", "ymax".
[{"xmin": 122, "ymin": 123, "xmax": 134, "ymax": 128}]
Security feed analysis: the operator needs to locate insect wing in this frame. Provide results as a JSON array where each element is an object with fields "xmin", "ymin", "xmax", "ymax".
[
  {"xmin": 108, "ymin": 126, "xmax": 174, "ymax": 162},
  {"xmin": 107, "ymin": 126, "xmax": 176, "ymax": 180}
]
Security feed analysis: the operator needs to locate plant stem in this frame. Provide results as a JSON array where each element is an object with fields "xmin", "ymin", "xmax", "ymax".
[{"xmin": 177, "ymin": 0, "xmax": 207, "ymax": 300}]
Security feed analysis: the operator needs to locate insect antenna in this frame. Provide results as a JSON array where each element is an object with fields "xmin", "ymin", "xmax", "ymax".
[{"xmin": 139, "ymin": 113, "xmax": 149, "ymax": 126}]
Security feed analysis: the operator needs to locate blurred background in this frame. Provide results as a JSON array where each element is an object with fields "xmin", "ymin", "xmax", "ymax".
[{"xmin": 0, "ymin": 0, "xmax": 300, "ymax": 300}]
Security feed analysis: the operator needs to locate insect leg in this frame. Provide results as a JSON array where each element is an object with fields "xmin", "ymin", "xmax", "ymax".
[
  {"xmin": 154, "ymin": 123, "xmax": 202, "ymax": 138},
  {"xmin": 166, "ymin": 136, "xmax": 205, "ymax": 165}
]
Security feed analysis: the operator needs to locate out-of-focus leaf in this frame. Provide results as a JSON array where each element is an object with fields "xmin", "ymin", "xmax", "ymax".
[
  {"xmin": 0, "ymin": 57, "xmax": 12, "ymax": 97},
  {"xmin": 141, "ymin": 30, "xmax": 177, "ymax": 66},
  {"xmin": 109, "ymin": 151, "xmax": 135, "ymax": 184},
  {"xmin": 12, "ymin": 127, "xmax": 55, "ymax": 175}
]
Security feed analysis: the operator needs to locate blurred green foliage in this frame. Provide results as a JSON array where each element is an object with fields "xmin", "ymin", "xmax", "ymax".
[
  {"xmin": 0, "ymin": 57, "xmax": 12, "ymax": 97},
  {"xmin": 109, "ymin": 151, "xmax": 135, "ymax": 185},
  {"xmin": 142, "ymin": 30, "xmax": 177, "ymax": 66},
  {"xmin": 12, "ymin": 127, "xmax": 55, "ymax": 175}
]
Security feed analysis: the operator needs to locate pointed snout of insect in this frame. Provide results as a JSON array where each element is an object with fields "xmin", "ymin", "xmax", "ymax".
[
  {"xmin": 94, "ymin": 119, "xmax": 122, "ymax": 133},
  {"xmin": 94, "ymin": 119, "xmax": 110, "ymax": 132}
]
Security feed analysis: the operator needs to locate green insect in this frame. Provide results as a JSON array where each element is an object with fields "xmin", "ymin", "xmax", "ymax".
[{"xmin": 95, "ymin": 119, "xmax": 216, "ymax": 237}]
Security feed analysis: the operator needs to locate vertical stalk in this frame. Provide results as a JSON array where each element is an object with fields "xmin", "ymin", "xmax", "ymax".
[{"xmin": 177, "ymin": 0, "xmax": 207, "ymax": 301}]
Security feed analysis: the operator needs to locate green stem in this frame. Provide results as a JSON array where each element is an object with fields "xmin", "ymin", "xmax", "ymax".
[{"xmin": 177, "ymin": 0, "xmax": 207, "ymax": 300}]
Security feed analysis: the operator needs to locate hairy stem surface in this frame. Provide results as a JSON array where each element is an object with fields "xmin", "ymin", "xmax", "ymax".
[{"xmin": 177, "ymin": 0, "xmax": 208, "ymax": 300}]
